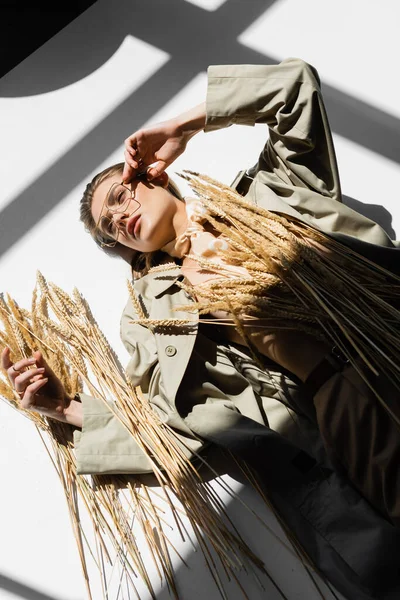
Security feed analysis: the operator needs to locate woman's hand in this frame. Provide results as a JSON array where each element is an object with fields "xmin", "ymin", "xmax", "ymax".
[
  {"xmin": 123, "ymin": 102, "xmax": 206, "ymax": 184},
  {"xmin": 1, "ymin": 347, "xmax": 82, "ymax": 428}
]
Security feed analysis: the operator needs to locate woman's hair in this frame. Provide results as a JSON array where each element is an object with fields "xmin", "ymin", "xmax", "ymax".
[{"xmin": 80, "ymin": 162, "xmax": 183, "ymax": 277}]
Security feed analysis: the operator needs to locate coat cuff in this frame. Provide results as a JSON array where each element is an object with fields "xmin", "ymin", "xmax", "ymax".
[
  {"xmin": 73, "ymin": 393, "xmax": 154, "ymax": 475},
  {"xmin": 205, "ymin": 65, "xmax": 258, "ymax": 132}
]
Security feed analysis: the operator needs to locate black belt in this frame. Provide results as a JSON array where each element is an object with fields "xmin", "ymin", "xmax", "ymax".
[{"xmin": 304, "ymin": 346, "xmax": 350, "ymax": 398}]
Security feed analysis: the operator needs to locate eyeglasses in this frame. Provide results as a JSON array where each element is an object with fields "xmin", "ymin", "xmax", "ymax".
[{"xmin": 97, "ymin": 181, "xmax": 141, "ymax": 248}]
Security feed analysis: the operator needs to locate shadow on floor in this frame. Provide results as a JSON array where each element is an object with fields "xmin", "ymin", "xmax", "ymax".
[
  {"xmin": 0, "ymin": 0, "xmax": 399, "ymax": 259},
  {"xmin": 0, "ymin": 573, "xmax": 64, "ymax": 600}
]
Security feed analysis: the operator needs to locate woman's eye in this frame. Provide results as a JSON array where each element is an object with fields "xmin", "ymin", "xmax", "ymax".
[
  {"xmin": 101, "ymin": 218, "xmax": 115, "ymax": 236},
  {"xmin": 109, "ymin": 222, "xmax": 118, "ymax": 237}
]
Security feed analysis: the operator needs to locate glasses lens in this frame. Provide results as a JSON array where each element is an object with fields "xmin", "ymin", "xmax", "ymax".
[
  {"xmin": 100, "ymin": 216, "xmax": 118, "ymax": 240},
  {"xmin": 106, "ymin": 184, "xmax": 128, "ymax": 211},
  {"xmin": 106, "ymin": 184, "xmax": 140, "ymax": 213},
  {"xmin": 99, "ymin": 184, "xmax": 140, "ymax": 244}
]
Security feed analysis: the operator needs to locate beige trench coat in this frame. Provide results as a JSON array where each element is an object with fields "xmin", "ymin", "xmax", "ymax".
[{"xmin": 73, "ymin": 58, "xmax": 399, "ymax": 475}]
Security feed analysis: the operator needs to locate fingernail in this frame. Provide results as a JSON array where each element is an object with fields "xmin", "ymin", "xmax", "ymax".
[{"xmin": 38, "ymin": 368, "xmax": 45, "ymax": 372}]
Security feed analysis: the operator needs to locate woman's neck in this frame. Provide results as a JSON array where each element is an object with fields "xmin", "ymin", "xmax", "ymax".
[
  {"xmin": 161, "ymin": 198, "xmax": 191, "ymax": 258},
  {"xmin": 171, "ymin": 197, "xmax": 189, "ymax": 239}
]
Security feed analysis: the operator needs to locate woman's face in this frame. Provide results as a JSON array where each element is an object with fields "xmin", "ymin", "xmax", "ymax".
[{"xmin": 91, "ymin": 173, "xmax": 184, "ymax": 252}]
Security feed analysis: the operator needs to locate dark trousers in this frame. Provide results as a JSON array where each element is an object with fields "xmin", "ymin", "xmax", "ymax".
[
  {"xmin": 303, "ymin": 362, "xmax": 400, "ymax": 527},
  {"xmin": 209, "ymin": 414, "xmax": 400, "ymax": 600}
]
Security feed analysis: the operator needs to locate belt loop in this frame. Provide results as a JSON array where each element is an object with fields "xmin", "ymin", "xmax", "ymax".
[{"xmin": 230, "ymin": 169, "xmax": 253, "ymax": 196}]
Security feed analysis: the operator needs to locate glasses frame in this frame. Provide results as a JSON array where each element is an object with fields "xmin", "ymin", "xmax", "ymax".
[{"xmin": 97, "ymin": 180, "xmax": 141, "ymax": 248}]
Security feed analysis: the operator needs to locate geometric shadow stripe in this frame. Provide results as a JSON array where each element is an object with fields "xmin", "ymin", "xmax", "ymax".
[
  {"xmin": 0, "ymin": 59, "xmax": 197, "ymax": 259},
  {"xmin": 0, "ymin": 0, "xmax": 282, "ymax": 260},
  {"xmin": 1, "ymin": 61, "xmax": 399, "ymax": 261},
  {"xmin": 0, "ymin": 572, "xmax": 63, "ymax": 600},
  {"xmin": 323, "ymin": 83, "xmax": 400, "ymax": 162},
  {"xmin": 1, "ymin": 0, "xmax": 400, "ymax": 260}
]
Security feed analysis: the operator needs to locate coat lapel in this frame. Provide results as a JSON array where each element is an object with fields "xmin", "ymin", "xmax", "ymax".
[{"xmin": 148, "ymin": 270, "xmax": 199, "ymax": 403}]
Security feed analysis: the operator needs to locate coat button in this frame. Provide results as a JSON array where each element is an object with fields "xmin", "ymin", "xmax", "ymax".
[{"xmin": 165, "ymin": 345, "xmax": 177, "ymax": 357}]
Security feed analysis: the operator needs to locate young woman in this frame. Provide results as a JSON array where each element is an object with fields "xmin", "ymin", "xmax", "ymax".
[{"xmin": 3, "ymin": 58, "xmax": 400, "ymax": 598}]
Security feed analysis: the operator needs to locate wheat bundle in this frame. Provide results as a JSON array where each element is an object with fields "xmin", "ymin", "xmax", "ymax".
[
  {"xmin": 0, "ymin": 273, "xmax": 317, "ymax": 600},
  {"xmin": 170, "ymin": 171, "xmax": 400, "ymax": 428}
]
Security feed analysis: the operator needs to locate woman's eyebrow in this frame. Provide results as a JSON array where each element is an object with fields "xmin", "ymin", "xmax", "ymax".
[{"xmin": 106, "ymin": 185, "xmax": 120, "ymax": 207}]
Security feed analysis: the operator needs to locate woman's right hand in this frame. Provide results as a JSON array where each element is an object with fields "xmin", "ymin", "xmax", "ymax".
[
  {"xmin": 123, "ymin": 102, "xmax": 206, "ymax": 184},
  {"xmin": 1, "ymin": 347, "xmax": 83, "ymax": 428}
]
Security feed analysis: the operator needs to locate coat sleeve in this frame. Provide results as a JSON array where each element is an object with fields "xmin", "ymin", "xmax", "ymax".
[
  {"xmin": 205, "ymin": 58, "xmax": 341, "ymax": 201},
  {"xmin": 72, "ymin": 389, "xmax": 205, "ymax": 476},
  {"xmin": 73, "ymin": 297, "xmax": 205, "ymax": 475},
  {"xmin": 72, "ymin": 295, "xmax": 159, "ymax": 475},
  {"xmin": 73, "ymin": 393, "xmax": 154, "ymax": 474}
]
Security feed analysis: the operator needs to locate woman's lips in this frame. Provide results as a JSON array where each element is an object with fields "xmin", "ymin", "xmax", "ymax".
[
  {"xmin": 134, "ymin": 216, "xmax": 141, "ymax": 237},
  {"xmin": 127, "ymin": 214, "xmax": 140, "ymax": 238}
]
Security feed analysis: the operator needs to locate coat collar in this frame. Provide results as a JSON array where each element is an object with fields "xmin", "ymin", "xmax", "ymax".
[{"xmin": 133, "ymin": 265, "xmax": 182, "ymax": 299}]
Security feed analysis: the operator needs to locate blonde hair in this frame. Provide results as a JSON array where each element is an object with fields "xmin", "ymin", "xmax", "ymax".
[{"xmin": 80, "ymin": 162, "xmax": 183, "ymax": 277}]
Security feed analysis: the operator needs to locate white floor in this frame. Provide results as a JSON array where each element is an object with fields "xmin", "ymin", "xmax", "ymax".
[{"xmin": 0, "ymin": 0, "xmax": 399, "ymax": 599}]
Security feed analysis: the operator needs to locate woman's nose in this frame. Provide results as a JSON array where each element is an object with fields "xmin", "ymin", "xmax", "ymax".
[{"xmin": 112, "ymin": 210, "xmax": 128, "ymax": 229}]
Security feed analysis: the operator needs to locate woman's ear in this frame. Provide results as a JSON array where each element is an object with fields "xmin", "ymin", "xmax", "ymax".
[{"xmin": 148, "ymin": 171, "xmax": 169, "ymax": 188}]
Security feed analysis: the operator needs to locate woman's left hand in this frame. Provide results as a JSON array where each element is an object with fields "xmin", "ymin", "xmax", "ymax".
[
  {"xmin": 123, "ymin": 102, "xmax": 206, "ymax": 184},
  {"xmin": 123, "ymin": 118, "xmax": 188, "ymax": 184}
]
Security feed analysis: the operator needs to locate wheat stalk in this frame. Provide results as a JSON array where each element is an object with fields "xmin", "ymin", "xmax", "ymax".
[
  {"xmin": 172, "ymin": 171, "xmax": 400, "ymax": 429},
  {"xmin": 1, "ymin": 274, "xmax": 310, "ymax": 599}
]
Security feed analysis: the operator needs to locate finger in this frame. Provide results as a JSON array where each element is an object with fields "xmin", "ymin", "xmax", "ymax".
[
  {"xmin": 14, "ymin": 367, "xmax": 45, "ymax": 390},
  {"xmin": 122, "ymin": 162, "xmax": 134, "ymax": 184},
  {"xmin": 30, "ymin": 374, "xmax": 45, "ymax": 383},
  {"xmin": 33, "ymin": 351, "xmax": 55, "ymax": 376},
  {"xmin": 147, "ymin": 161, "xmax": 167, "ymax": 181},
  {"xmin": 20, "ymin": 378, "xmax": 48, "ymax": 410},
  {"xmin": 125, "ymin": 144, "xmax": 137, "ymax": 157},
  {"xmin": 124, "ymin": 149, "xmax": 140, "ymax": 170},
  {"xmin": 1, "ymin": 347, "xmax": 12, "ymax": 371},
  {"xmin": 11, "ymin": 356, "xmax": 36, "ymax": 373},
  {"xmin": 124, "ymin": 136, "xmax": 140, "ymax": 155},
  {"xmin": 6, "ymin": 355, "xmax": 37, "ymax": 383}
]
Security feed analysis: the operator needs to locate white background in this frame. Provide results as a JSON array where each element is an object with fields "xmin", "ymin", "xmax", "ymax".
[{"xmin": 0, "ymin": 0, "xmax": 399, "ymax": 599}]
